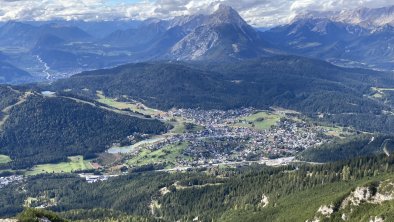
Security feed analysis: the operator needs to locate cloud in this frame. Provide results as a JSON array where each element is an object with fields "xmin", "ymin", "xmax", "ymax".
[{"xmin": 0, "ymin": 0, "xmax": 393, "ymax": 27}]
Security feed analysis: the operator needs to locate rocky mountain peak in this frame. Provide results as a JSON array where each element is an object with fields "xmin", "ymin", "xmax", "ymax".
[
  {"xmin": 295, "ymin": 5, "xmax": 394, "ymax": 29},
  {"xmin": 208, "ymin": 4, "xmax": 248, "ymax": 27}
]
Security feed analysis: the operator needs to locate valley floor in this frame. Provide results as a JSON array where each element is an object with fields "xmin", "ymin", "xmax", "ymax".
[
  {"xmin": 88, "ymin": 93, "xmax": 353, "ymax": 175},
  {"xmin": 0, "ymin": 92, "xmax": 355, "ymax": 177}
]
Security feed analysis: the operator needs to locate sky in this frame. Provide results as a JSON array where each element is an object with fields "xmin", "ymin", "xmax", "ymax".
[{"xmin": 0, "ymin": 0, "xmax": 393, "ymax": 27}]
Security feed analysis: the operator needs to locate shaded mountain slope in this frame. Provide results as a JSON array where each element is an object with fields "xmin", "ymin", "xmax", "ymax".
[
  {"xmin": 0, "ymin": 87, "xmax": 168, "ymax": 169},
  {"xmin": 47, "ymin": 56, "xmax": 394, "ymax": 133}
]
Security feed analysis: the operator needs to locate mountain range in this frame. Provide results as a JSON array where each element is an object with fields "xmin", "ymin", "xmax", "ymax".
[
  {"xmin": 0, "ymin": 4, "xmax": 394, "ymax": 84},
  {"xmin": 263, "ymin": 6, "xmax": 394, "ymax": 70},
  {"xmin": 296, "ymin": 5, "xmax": 394, "ymax": 28},
  {"xmin": 0, "ymin": 5, "xmax": 276, "ymax": 82},
  {"xmin": 101, "ymin": 4, "xmax": 275, "ymax": 61},
  {"xmin": 1, "ymin": 4, "xmax": 394, "ymax": 221}
]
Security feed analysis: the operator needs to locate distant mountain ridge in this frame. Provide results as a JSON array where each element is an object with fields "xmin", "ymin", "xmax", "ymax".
[
  {"xmin": 0, "ymin": 5, "xmax": 394, "ymax": 83},
  {"xmin": 297, "ymin": 5, "xmax": 394, "ymax": 29},
  {"xmin": 48, "ymin": 56, "xmax": 394, "ymax": 135},
  {"xmin": 0, "ymin": 21, "xmax": 92, "ymax": 48},
  {"xmin": 263, "ymin": 5, "xmax": 394, "ymax": 70},
  {"xmin": 0, "ymin": 61, "xmax": 32, "ymax": 84},
  {"xmin": 0, "ymin": 5, "xmax": 278, "ymax": 83},
  {"xmin": 101, "ymin": 4, "xmax": 275, "ymax": 61}
]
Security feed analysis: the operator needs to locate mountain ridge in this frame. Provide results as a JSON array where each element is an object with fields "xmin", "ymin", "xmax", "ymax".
[
  {"xmin": 0, "ymin": 5, "xmax": 394, "ymax": 82},
  {"xmin": 296, "ymin": 5, "xmax": 394, "ymax": 29},
  {"xmin": 263, "ymin": 5, "xmax": 394, "ymax": 70}
]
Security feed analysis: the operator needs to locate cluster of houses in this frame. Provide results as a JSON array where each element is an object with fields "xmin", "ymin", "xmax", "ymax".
[
  {"xmin": 170, "ymin": 108, "xmax": 255, "ymax": 126},
  {"xmin": 129, "ymin": 108, "xmax": 331, "ymax": 168}
]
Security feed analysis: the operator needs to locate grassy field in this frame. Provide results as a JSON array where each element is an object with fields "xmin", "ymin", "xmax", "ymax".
[
  {"xmin": 0, "ymin": 155, "xmax": 11, "ymax": 164},
  {"xmin": 372, "ymin": 87, "xmax": 394, "ymax": 92},
  {"xmin": 96, "ymin": 91, "xmax": 163, "ymax": 117},
  {"xmin": 127, "ymin": 142, "xmax": 191, "ymax": 167},
  {"xmin": 370, "ymin": 87, "xmax": 391, "ymax": 100},
  {"xmin": 371, "ymin": 92, "xmax": 384, "ymax": 99},
  {"xmin": 26, "ymin": 156, "xmax": 93, "ymax": 175},
  {"xmin": 169, "ymin": 120, "xmax": 204, "ymax": 135},
  {"xmin": 370, "ymin": 87, "xmax": 394, "ymax": 99},
  {"xmin": 169, "ymin": 120, "xmax": 187, "ymax": 134},
  {"xmin": 321, "ymin": 125, "xmax": 350, "ymax": 138},
  {"xmin": 233, "ymin": 111, "xmax": 282, "ymax": 131}
]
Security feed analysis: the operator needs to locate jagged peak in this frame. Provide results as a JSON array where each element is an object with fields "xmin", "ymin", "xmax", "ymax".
[
  {"xmin": 208, "ymin": 4, "xmax": 248, "ymax": 27},
  {"xmin": 214, "ymin": 4, "xmax": 238, "ymax": 15},
  {"xmin": 293, "ymin": 5, "xmax": 394, "ymax": 29}
]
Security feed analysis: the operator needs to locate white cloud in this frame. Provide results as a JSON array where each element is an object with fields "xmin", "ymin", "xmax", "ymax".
[{"xmin": 0, "ymin": 0, "xmax": 393, "ymax": 26}]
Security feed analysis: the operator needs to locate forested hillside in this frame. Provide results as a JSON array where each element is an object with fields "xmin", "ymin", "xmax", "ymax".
[
  {"xmin": 0, "ymin": 86, "xmax": 21, "ymax": 110},
  {"xmin": 1, "ymin": 155, "xmax": 393, "ymax": 221},
  {"xmin": 0, "ymin": 92, "xmax": 168, "ymax": 169},
  {"xmin": 0, "ymin": 61, "xmax": 33, "ymax": 84},
  {"xmin": 48, "ymin": 56, "xmax": 394, "ymax": 133},
  {"xmin": 299, "ymin": 134, "xmax": 394, "ymax": 162}
]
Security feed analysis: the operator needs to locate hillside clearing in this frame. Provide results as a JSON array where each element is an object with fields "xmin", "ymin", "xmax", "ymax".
[
  {"xmin": 232, "ymin": 111, "xmax": 282, "ymax": 131},
  {"xmin": 0, "ymin": 155, "xmax": 11, "ymax": 164},
  {"xmin": 26, "ymin": 156, "xmax": 93, "ymax": 175}
]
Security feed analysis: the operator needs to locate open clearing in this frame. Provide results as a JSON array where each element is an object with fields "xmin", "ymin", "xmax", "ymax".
[
  {"xmin": 233, "ymin": 111, "xmax": 282, "ymax": 131},
  {"xmin": 26, "ymin": 156, "xmax": 93, "ymax": 175},
  {"xmin": 127, "ymin": 142, "xmax": 191, "ymax": 167},
  {"xmin": 0, "ymin": 155, "xmax": 11, "ymax": 164},
  {"xmin": 320, "ymin": 125, "xmax": 350, "ymax": 138},
  {"xmin": 372, "ymin": 87, "xmax": 394, "ymax": 92},
  {"xmin": 370, "ymin": 87, "xmax": 394, "ymax": 99},
  {"xmin": 96, "ymin": 91, "xmax": 164, "ymax": 117}
]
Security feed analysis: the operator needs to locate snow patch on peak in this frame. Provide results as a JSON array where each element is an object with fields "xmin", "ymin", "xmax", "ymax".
[{"xmin": 295, "ymin": 5, "xmax": 394, "ymax": 29}]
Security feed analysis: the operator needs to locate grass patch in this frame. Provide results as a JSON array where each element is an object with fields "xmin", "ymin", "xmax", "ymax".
[
  {"xmin": 371, "ymin": 87, "xmax": 394, "ymax": 100},
  {"xmin": 170, "ymin": 121, "xmax": 204, "ymax": 134},
  {"xmin": 372, "ymin": 87, "xmax": 394, "ymax": 91},
  {"xmin": 127, "ymin": 142, "xmax": 191, "ymax": 167},
  {"xmin": 234, "ymin": 111, "xmax": 281, "ymax": 131},
  {"xmin": 0, "ymin": 155, "xmax": 11, "ymax": 164},
  {"xmin": 321, "ymin": 125, "xmax": 349, "ymax": 137},
  {"xmin": 96, "ymin": 91, "xmax": 163, "ymax": 116},
  {"xmin": 372, "ymin": 93, "xmax": 384, "ymax": 99},
  {"xmin": 170, "ymin": 121, "xmax": 186, "ymax": 134},
  {"xmin": 26, "ymin": 156, "xmax": 93, "ymax": 176}
]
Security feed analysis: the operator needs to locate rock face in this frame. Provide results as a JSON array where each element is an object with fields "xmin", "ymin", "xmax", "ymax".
[
  {"xmin": 259, "ymin": 194, "xmax": 269, "ymax": 208},
  {"xmin": 100, "ymin": 4, "xmax": 274, "ymax": 62},
  {"xmin": 309, "ymin": 180, "xmax": 394, "ymax": 222},
  {"xmin": 341, "ymin": 182, "xmax": 394, "ymax": 207},
  {"xmin": 370, "ymin": 216, "xmax": 385, "ymax": 222},
  {"xmin": 297, "ymin": 6, "xmax": 394, "ymax": 29},
  {"xmin": 263, "ymin": 5, "xmax": 394, "ymax": 70},
  {"xmin": 317, "ymin": 205, "xmax": 334, "ymax": 216},
  {"xmin": 263, "ymin": 20, "xmax": 394, "ymax": 70},
  {"xmin": 169, "ymin": 4, "xmax": 273, "ymax": 60}
]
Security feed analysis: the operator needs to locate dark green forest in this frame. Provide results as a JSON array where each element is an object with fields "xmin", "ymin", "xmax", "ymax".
[
  {"xmin": 47, "ymin": 56, "xmax": 394, "ymax": 133},
  {"xmin": 0, "ymin": 94, "xmax": 168, "ymax": 169},
  {"xmin": 0, "ymin": 86, "xmax": 21, "ymax": 110},
  {"xmin": 1, "ymin": 154, "xmax": 393, "ymax": 221},
  {"xmin": 299, "ymin": 134, "xmax": 394, "ymax": 162}
]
